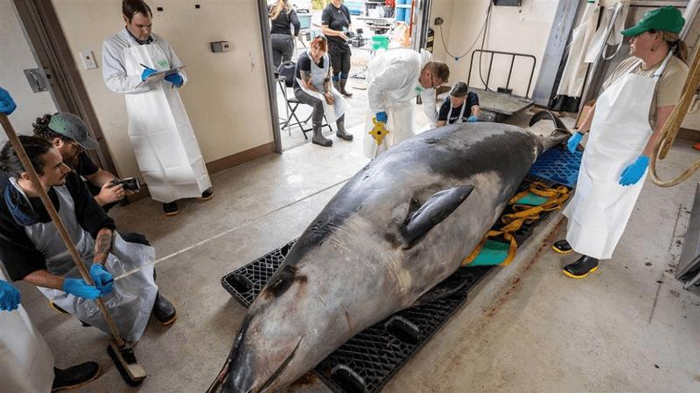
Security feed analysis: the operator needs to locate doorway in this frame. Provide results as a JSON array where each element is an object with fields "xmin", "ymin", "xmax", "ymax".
[{"xmin": 261, "ymin": 0, "xmax": 433, "ymax": 152}]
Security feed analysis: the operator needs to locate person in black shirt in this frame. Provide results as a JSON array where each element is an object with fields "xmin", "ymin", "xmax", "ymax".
[
  {"xmin": 294, "ymin": 36, "xmax": 353, "ymax": 146},
  {"xmin": 322, "ymin": 0, "xmax": 354, "ymax": 97},
  {"xmin": 0, "ymin": 135, "xmax": 176, "ymax": 338},
  {"xmin": 269, "ymin": 0, "xmax": 300, "ymax": 68},
  {"xmin": 32, "ymin": 112, "xmax": 135, "ymax": 212},
  {"xmin": 437, "ymin": 82, "xmax": 481, "ymax": 126}
]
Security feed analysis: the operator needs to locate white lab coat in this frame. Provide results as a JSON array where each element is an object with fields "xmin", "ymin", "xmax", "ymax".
[
  {"xmin": 564, "ymin": 52, "xmax": 672, "ymax": 259},
  {"xmin": 363, "ymin": 49, "xmax": 438, "ymax": 158},
  {"xmin": 556, "ymin": 1, "xmax": 600, "ymax": 98},
  {"xmin": 0, "ymin": 270, "xmax": 54, "ymax": 393},
  {"xmin": 102, "ymin": 29, "xmax": 211, "ymax": 203}
]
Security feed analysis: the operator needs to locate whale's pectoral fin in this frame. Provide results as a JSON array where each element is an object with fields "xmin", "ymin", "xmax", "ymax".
[
  {"xmin": 413, "ymin": 269, "xmax": 471, "ymax": 306},
  {"xmin": 401, "ymin": 185, "xmax": 474, "ymax": 249}
]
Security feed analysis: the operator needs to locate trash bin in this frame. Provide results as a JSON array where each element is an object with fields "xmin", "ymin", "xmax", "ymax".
[{"xmin": 371, "ymin": 35, "xmax": 390, "ymax": 51}]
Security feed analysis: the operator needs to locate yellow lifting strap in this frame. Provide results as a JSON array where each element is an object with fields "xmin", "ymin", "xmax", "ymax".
[{"xmin": 462, "ymin": 182, "xmax": 570, "ymax": 266}]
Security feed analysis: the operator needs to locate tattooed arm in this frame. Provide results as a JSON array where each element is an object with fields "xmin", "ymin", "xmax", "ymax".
[{"xmin": 93, "ymin": 227, "xmax": 114, "ymax": 264}]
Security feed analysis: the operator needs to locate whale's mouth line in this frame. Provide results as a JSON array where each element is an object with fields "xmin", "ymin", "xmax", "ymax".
[{"xmin": 258, "ymin": 337, "xmax": 303, "ymax": 393}]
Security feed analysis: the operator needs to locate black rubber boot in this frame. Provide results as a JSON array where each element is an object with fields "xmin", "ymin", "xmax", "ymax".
[
  {"xmin": 152, "ymin": 293, "xmax": 177, "ymax": 325},
  {"xmin": 336, "ymin": 116, "xmax": 353, "ymax": 141},
  {"xmin": 552, "ymin": 239, "xmax": 573, "ymax": 254},
  {"xmin": 52, "ymin": 362, "xmax": 100, "ymax": 391},
  {"xmin": 311, "ymin": 123, "xmax": 332, "ymax": 147},
  {"xmin": 562, "ymin": 255, "xmax": 599, "ymax": 279},
  {"xmin": 332, "ymin": 80, "xmax": 341, "ymax": 94},
  {"xmin": 339, "ymin": 79, "xmax": 353, "ymax": 97}
]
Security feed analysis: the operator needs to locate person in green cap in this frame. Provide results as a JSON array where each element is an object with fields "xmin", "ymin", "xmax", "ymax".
[{"xmin": 552, "ymin": 6, "xmax": 689, "ymax": 278}]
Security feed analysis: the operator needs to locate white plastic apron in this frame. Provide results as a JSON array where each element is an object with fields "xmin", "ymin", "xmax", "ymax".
[
  {"xmin": 0, "ymin": 270, "xmax": 54, "ymax": 393},
  {"xmin": 296, "ymin": 51, "xmax": 349, "ymax": 124},
  {"xmin": 563, "ymin": 52, "xmax": 672, "ymax": 259},
  {"xmin": 14, "ymin": 181, "xmax": 158, "ymax": 341},
  {"xmin": 446, "ymin": 100, "xmax": 468, "ymax": 124},
  {"xmin": 123, "ymin": 43, "xmax": 211, "ymax": 203}
]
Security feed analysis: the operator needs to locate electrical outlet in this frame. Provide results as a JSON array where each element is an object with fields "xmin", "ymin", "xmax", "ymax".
[
  {"xmin": 80, "ymin": 50, "xmax": 97, "ymax": 70},
  {"xmin": 434, "ymin": 17, "xmax": 444, "ymax": 26}
]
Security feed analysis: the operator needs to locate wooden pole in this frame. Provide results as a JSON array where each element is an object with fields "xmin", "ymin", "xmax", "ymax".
[{"xmin": 0, "ymin": 113, "xmax": 126, "ymax": 347}]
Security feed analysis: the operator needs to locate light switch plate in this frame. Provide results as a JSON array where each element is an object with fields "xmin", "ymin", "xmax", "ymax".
[{"xmin": 80, "ymin": 50, "xmax": 98, "ymax": 70}]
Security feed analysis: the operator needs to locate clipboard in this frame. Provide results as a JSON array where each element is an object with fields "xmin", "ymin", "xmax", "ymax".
[{"xmin": 145, "ymin": 66, "xmax": 185, "ymax": 82}]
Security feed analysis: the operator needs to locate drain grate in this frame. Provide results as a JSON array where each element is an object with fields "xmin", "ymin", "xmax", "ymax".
[{"xmin": 528, "ymin": 146, "xmax": 582, "ymax": 188}]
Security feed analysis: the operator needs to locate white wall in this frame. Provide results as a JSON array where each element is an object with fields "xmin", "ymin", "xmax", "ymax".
[
  {"xmin": 0, "ymin": 0, "xmax": 57, "ymax": 138},
  {"xmin": 428, "ymin": 0, "xmax": 455, "ymax": 63},
  {"xmin": 51, "ymin": 0, "xmax": 274, "ymax": 178},
  {"xmin": 432, "ymin": 0, "xmax": 560, "ymax": 97}
]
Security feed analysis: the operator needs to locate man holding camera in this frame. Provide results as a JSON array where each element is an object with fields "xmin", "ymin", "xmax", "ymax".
[
  {"xmin": 0, "ymin": 134, "xmax": 176, "ymax": 341},
  {"xmin": 32, "ymin": 112, "xmax": 137, "ymax": 213}
]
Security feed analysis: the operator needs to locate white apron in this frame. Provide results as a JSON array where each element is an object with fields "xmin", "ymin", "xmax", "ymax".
[
  {"xmin": 296, "ymin": 51, "xmax": 349, "ymax": 124},
  {"xmin": 123, "ymin": 43, "xmax": 211, "ymax": 203},
  {"xmin": 446, "ymin": 100, "xmax": 468, "ymax": 124},
  {"xmin": 563, "ymin": 52, "xmax": 673, "ymax": 259},
  {"xmin": 14, "ymin": 181, "xmax": 158, "ymax": 341},
  {"xmin": 0, "ymin": 270, "xmax": 54, "ymax": 393},
  {"xmin": 557, "ymin": 0, "xmax": 600, "ymax": 97}
]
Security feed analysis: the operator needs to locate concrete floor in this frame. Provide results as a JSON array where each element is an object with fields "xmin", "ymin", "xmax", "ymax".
[{"xmin": 16, "ymin": 110, "xmax": 700, "ymax": 392}]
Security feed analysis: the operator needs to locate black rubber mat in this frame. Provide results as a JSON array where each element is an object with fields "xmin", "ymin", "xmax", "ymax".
[{"xmin": 222, "ymin": 251, "xmax": 493, "ymax": 393}]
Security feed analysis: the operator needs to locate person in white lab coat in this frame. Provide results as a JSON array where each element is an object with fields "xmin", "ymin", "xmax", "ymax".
[
  {"xmin": 552, "ymin": 6, "xmax": 688, "ymax": 278},
  {"xmin": 363, "ymin": 48, "xmax": 449, "ymax": 159},
  {"xmin": 0, "ymin": 87, "xmax": 100, "ymax": 393},
  {"xmin": 102, "ymin": 0, "xmax": 213, "ymax": 216}
]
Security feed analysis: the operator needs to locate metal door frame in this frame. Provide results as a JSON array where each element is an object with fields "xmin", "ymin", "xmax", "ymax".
[
  {"xmin": 12, "ymin": 0, "xmax": 118, "ymax": 174},
  {"xmin": 258, "ymin": 0, "xmax": 284, "ymax": 154}
]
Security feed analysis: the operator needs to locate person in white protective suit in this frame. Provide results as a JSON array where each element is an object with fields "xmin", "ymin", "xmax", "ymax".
[
  {"xmin": 363, "ymin": 48, "xmax": 450, "ymax": 158},
  {"xmin": 102, "ymin": 0, "xmax": 212, "ymax": 216},
  {"xmin": 293, "ymin": 36, "xmax": 353, "ymax": 147},
  {"xmin": 0, "ymin": 136, "xmax": 178, "ymax": 343},
  {"xmin": 552, "ymin": 6, "xmax": 688, "ymax": 279},
  {"xmin": 0, "ymin": 88, "xmax": 101, "ymax": 393}
]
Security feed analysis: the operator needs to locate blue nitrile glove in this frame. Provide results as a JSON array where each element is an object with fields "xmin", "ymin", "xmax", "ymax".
[
  {"xmin": 0, "ymin": 87, "xmax": 17, "ymax": 115},
  {"xmin": 89, "ymin": 264, "xmax": 114, "ymax": 295},
  {"xmin": 567, "ymin": 132, "xmax": 584, "ymax": 154},
  {"xmin": 141, "ymin": 67, "xmax": 158, "ymax": 81},
  {"xmin": 164, "ymin": 73, "xmax": 184, "ymax": 88},
  {"xmin": 619, "ymin": 155, "xmax": 650, "ymax": 186},
  {"xmin": 467, "ymin": 115, "xmax": 478, "ymax": 123},
  {"xmin": 0, "ymin": 280, "xmax": 21, "ymax": 311},
  {"xmin": 376, "ymin": 111, "xmax": 388, "ymax": 123},
  {"xmin": 62, "ymin": 278, "xmax": 101, "ymax": 300}
]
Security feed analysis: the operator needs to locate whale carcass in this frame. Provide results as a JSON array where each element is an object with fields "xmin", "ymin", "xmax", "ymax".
[{"xmin": 214, "ymin": 112, "xmax": 570, "ymax": 393}]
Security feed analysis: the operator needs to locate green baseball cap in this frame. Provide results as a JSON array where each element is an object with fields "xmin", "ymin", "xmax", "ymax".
[
  {"xmin": 621, "ymin": 6, "xmax": 685, "ymax": 37},
  {"xmin": 48, "ymin": 112, "xmax": 99, "ymax": 150}
]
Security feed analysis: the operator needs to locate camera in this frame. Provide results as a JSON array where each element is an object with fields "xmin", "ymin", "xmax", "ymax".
[{"xmin": 110, "ymin": 177, "xmax": 141, "ymax": 192}]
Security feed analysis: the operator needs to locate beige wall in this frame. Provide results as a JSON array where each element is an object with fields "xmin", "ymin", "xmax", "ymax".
[
  {"xmin": 51, "ymin": 0, "xmax": 273, "ymax": 178},
  {"xmin": 428, "ymin": 0, "xmax": 454, "ymax": 63},
  {"xmin": 0, "ymin": 0, "xmax": 57, "ymax": 138},
  {"xmin": 432, "ymin": 0, "xmax": 559, "ymax": 97}
]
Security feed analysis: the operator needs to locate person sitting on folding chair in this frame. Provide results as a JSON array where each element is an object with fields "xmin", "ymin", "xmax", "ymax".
[{"xmin": 293, "ymin": 36, "xmax": 353, "ymax": 147}]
